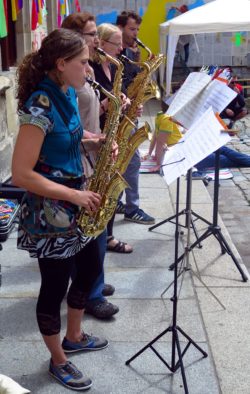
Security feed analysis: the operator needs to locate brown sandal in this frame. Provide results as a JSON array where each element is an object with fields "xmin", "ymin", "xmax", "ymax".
[{"xmin": 107, "ymin": 236, "xmax": 133, "ymax": 253}]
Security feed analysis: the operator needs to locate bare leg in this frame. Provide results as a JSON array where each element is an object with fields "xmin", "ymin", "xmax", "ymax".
[
  {"xmin": 42, "ymin": 307, "xmax": 84, "ymax": 365},
  {"xmin": 225, "ymin": 108, "xmax": 235, "ymax": 118},
  {"xmin": 155, "ymin": 132, "xmax": 168, "ymax": 166},
  {"xmin": 65, "ymin": 306, "xmax": 84, "ymax": 342},
  {"xmin": 43, "ymin": 334, "xmax": 67, "ymax": 365},
  {"xmin": 148, "ymin": 132, "xmax": 156, "ymax": 158}
]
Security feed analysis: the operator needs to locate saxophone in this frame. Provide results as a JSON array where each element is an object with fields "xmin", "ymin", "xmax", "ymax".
[
  {"xmin": 114, "ymin": 41, "xmax": 164, "ymax": 174},
  {"xmin": 77, "ymin": 50, "xmax": 128, "ymax": 237}
]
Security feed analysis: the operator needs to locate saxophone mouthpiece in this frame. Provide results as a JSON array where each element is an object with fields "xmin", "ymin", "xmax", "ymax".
[
  {"xmin": 118, "ymin": 54, "xmax": 130, "ymax": 64},
  {"xmin": 86, "ymin": 76, "xmax": 93, "ymax": 84},
  {"xmin": 134, "ymin": 38, "xmax": 152, "ymax": 59},
  {"xmin": 96, "ymin": 47, "xmax": 106, "ymax": 57},
  {"xmin": 134, "ymin": 38, "xmax": 144, "ymax": 49},
  {"xmin": 86, "ymin": 76, "xmax": 101, "ymax": 91}
]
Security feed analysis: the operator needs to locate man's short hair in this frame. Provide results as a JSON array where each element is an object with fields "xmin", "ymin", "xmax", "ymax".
[{"xmin": 116, "ymin": 10, "xmax": 142, "ymax": 27}]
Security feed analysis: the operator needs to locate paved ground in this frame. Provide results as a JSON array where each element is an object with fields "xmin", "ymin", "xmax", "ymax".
[{"xmin": 1, "ymin": 100, "xmax": 250, "ymax": 393}]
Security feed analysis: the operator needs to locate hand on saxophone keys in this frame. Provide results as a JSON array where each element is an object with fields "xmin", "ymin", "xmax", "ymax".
[
  {"xmin": 82, "ymin": 135, "xmax": 118, "ymax": 161},
  {"xmin": 81, "ymin": 138, "xmax": 102, "ymax": 152},
  {"xmin": 111, "ymin": 139, "xmax": 119, "ymax": 161},
  {"xmin": 120, "ymin": 93, "xmax": 131, "ymax": 112},
  {"xmin": 70, "ymin": 190, "xmax": 101, "ymax": 215},
  {"xmin": 98, "ymin": 135, "xmax": 118, "ymax": 161}
]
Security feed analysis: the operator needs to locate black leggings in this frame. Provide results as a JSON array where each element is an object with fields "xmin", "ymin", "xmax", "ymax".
[{"xmin": 36, "ymin": 239, "xmax": 101, "ymax": 336}]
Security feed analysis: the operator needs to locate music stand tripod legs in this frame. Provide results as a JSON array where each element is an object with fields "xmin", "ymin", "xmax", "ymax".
[
  {"xmin": 149, "ymin": 168, "xmax": 206, "ymax": 248},
  {"xmin": 169, "ymin": 149, "xmax": 248, "ymax": 282},
  {"xmin": 126, "ymin": 178, "xmax": 208, "ymax": 394}
]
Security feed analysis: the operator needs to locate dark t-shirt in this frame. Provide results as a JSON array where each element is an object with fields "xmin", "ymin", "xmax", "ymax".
[
  {"xmin": 120, "ymin": 47, "xmax": 141, "ymax": 90},
  {"xmin": 90, "ymin": 59, "xmax": 128, "ymax": 130},
  {"xmin": 90, "ymin": 60, "xmax": 116, "ymax": 130}
]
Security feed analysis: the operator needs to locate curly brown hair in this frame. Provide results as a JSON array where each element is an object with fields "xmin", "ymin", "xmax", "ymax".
[
  {"xmin": 61, "ymin": 12, "xmax": 95, "ymax": 34},
  {"xmin": 16, "ymin": 28, "xmax": 86, "ymax": 110}
]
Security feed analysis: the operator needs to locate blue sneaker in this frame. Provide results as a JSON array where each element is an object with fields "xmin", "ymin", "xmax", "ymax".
[
  {"xmin": 124, "ymin": 208, "xmax": 155, "ymax": 224},
  {"xmin": 49, "ymin": 359, "xmax": 92, "ymax": 391},
  {"xmin": 62, "ymin": 332, "xmax": 109, "ymax": 354},
  {"xmin": 116, "ymin": 200, "xmax": 126, "ymax": 214}
]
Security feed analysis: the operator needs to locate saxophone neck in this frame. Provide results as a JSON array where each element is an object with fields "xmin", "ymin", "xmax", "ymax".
[
  {"xmin": 96, "ymin": 47, "xmax": 124, "ymax": 97},
  {"xmin": 119, "ymin": 53, "xmax": 150, "ymax": 72},
  {"xmin": 86, "ymin": 77, "xmax": 120, "ymax": 107},
  {"xmin": 96, "ymin": 47, "xmax": 121, "ymax": 69},
  {"xmin": 134, "ymin": 38, "xmax": 152, "ymax": 59}
]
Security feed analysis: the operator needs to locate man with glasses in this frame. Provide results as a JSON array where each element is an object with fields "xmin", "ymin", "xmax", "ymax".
[{"xmin": 116, "ymin": 10, "xmax": 156, "ymax": 225}]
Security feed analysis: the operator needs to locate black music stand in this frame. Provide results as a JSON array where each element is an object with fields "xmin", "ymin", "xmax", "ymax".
[
  {"xmin": 160, "ymin": 168, "xmax": 226, "ymax": 309},
  {"xmin": 126, "ymin": 177, "xmax": 208, "ymax": 394},
  {"xmin": 168, "ymin": 149, "xmax": 248, "ymax": 282},
  {"xmin": 149, "ymin": 167, "xmax": 209, "ymax": 248}
]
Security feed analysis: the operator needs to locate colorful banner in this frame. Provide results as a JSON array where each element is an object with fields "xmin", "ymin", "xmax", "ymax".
[
  {"xmin": 75, "ymin": 0, "xmax": 80, "ymax": 12},
  {"xmin": 0, "ymin": 0, "xmax": 7, "ymax": 38},
  {"xmin": 58, "ymin": 0, "xmax": 72, "ymax": 26},
  {"xmin": 31, "ymin": 0, "xmax": 38, "ymax": 30}
]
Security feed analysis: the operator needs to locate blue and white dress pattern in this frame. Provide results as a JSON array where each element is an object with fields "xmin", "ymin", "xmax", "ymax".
[{"xmin": 17, "ymin": 77, "xmax": 91, "ymax": 259}]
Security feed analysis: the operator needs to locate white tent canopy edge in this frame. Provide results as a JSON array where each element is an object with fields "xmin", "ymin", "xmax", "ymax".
[{"xmin": 159, "ymin": 0, "xmax": 250, "ymax": 96}]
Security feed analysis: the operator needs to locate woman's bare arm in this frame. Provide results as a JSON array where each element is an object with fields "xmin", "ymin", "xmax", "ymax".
[{"xmin": 12, "ymin": 125, "xmax": 101, "ymax": 212}]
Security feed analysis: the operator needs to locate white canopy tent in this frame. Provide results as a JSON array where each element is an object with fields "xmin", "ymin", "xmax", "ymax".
[{"xmin": 160, "ymin": 0, "xmax": 250, "ymax": 95}]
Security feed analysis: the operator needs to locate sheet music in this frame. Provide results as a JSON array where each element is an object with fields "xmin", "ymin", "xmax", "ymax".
[
  {"xmin": 167, "ymin": 72, "xmax": 211, "ymax": 118},
  {"xmin": 171, "ymin": 79, "xmax": 237, "ymax": 129},
  {"xmin": 162, "ymin": 107, "xmax": 231, "ymax": 185}
]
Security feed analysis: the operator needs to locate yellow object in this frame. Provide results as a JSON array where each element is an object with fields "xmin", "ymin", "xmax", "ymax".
[
  {"xmin": 155, "ymin": 112, "xmax": 182, "ymax": 145},
  {"xmin": 60, "ymin": 0, "xmax": 66, "ymax": 16},
  {"xmin": 139, "ymin": 0, "xmax": 173, "ymax": 59},
  {"xmin": 11, "ymin": 0, "xmax": 17, "ymax": 21},
  {"xmin": 38, "ymin": 0, "xmax": 43, "ymax": 25}
]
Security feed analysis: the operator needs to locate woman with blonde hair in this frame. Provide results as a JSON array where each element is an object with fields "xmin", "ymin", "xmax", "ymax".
[{"xmin": 90, "ymin": 23, "xmax": 133, "ymax": 254}]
